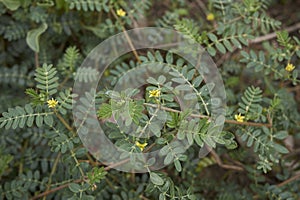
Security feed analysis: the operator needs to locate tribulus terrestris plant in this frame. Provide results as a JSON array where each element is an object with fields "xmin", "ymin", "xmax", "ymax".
[{"xmin": 0, "ymin": 0, "xmax": 299, "ymax": 199}]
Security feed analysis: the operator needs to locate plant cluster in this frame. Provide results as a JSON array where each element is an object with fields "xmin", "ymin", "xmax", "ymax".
[{"xmin": 0, "ymin": 0, "xmax": 299, "ymax": 199}]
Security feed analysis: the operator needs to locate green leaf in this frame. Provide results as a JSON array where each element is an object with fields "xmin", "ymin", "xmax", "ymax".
[
  {"xmin": 174, "ymin": 159, "xmax": 182, "ymax": 172},
  {"xmin": 35, "ymin": 64, "xmax": 58, "ymax": 97},
  {"xmin": 69, "ymin": 183, "xmax": 81, "ymax": 193},
  {"xmin": 147, "ymin": 77, "xmax": 158, "ymax": 85},
  {"xmin": 207, "ymin": 46, "xmax": 216, "ymax": 56},
  {"xmin": 26, "ymin": 23, "xmax": 48, "ymax": 52},
  {"xmin": 150, "ymin": 172, "xmax": 164, "ymax": 186},
  {"xmin": 159, "ymin": 145, "xmax": 170, "ymax": 156},
  {"xmin": 272, "ymin": 143, "xmax": 289, "ymax": 154},
  {"xmin": 192, "ymin": 76, "xmax": 202, "ymax": 87},
  {"xmin": 274, "ymin": 131, "xmax": 288, "ymax": 140},
  {"xmin": 175, "ymin": 84, "xmax": 191, "ymax": 91},
  {"xmin": 177, "ymin": 129, "xmax": 185, "ymax": 140},
  {"xmin": 97, "ymin": 103, "xmax": 112, "ymax": 119},
  {"xmin": 223, "ymin": 39, "xmax": 233, "ymax": 52},
  {"xmin": 159, "ymin": 193, "xmax": 165, "ymax": 200},
  {"xmin": 166, "ymin": 52, "xmax": 173, "ymax": 64},
  {"xmin": 27, "ymin": 116, "xmax": 34, "ymax": 127},
  {"xmin": 158, "ymin": 75, "xmax": 166, "ymax": 84},
  {"xmin": 231, "ymin": 38, "xmax": 242, "ymax": 49},
  {"xmin": 164, "ymin": 152, "xmax": 174, "ymax": 165},
  {"xmin": 186, "ymin": 69, "xmax": 194, "ymax": 80},
  {"xmin": 216, "ymin": 42, "xmax": 226, "ymax": 54},
  {"xmin": 0, "ymin": 0, "xmax": 20, "ymax": 10},
  {"xmin": 81, "ymin": 195, "xmax": 95, "ymax": 200},
  {"xmin": 155, "ymin": 51, "xmax": 164, "ymax": 62},
  {"xmin": 207, "ymin": 33, "xmax": 217, "ymax": 42},
  {"xmin": 194, "ymin": 134, "xmax": 203, "ymax": 147},
  {"xmin": 149, "ymin": 123, "xmax": 161, "ymax": 137},
  {"xmin": 35, "ymin": 115, "xmax": 43, "ymax": 127},
  {"xmin": 172, "ymin": 77, "xmax": 186, "ymax": 84},
  {"xmin": 44, "ymin": 115, "xmax": 53, "ymax": 126},
  {"xmin": 188, "ymin": 194, "xmax": 197, "ymax": 200},
  {"xmin": 37, "ymin": 0, "xmax": 54, "ymax": 7}
]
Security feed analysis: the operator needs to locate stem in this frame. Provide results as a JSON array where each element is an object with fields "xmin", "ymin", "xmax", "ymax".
[
  {"xmin": 18, "ymin": 139, "xmax": 28, "ymax": 175},
  {"xmin": 58, "ymin": 74, "xmax": 71, "ymax": 90},
  {"xmin": 250, "ymin": 22, "xmax": 300, "ymax": 44},
  {"xmin": 103, "ymin": 158, "xmax": 130, "ymax": 171},
  {"xmin": 35, "ymin": 52, "xmax": 39, "ymax": 68},
  {"xmin": 54, "ymin": 111, "xmax": 75, "ymax": 133},
  {"xmin": 224, "ymin": 119, "xmax": 272, "ymax": 128},
  {"xmin": 110, "ymin": 9, "xmax": 141, "ymax": 63},
  {"xmin": 144, "ymin": 143, "xmax": 156, "ymax": 153},
  {"xmin": 31, "ymin": 159, "xmax": 130, "ymax": 199},
  {"xmin": 174, "ymin": 67, "xmax": 210, "ymax": 115},
  {"xmin": 143, "ymin": 103, "xmax": 272, "ymax": 128},
  {"xmin": 138, "ymin": 107, "xmax": 160, "ymax": 137},
  {"xmin": 86, "ymin": 153, "xmax": 97, "ymax": 167},
  {"xmin": 43, "ymin": 153, "xmax": 61, "ymax": 200},
  {"xmin": 70, "ymin": 149, "xmax": 85, "ymax": 177},
  {"xmin": 53, "ymin": 111, "xmax": 85, "ymax": 182},
  {"xmin": 31, "ymin": 178, "xmax": 83, "ymax": 200},
  {"xmin": 277, "ymin": 173, "xmax": 300, "ymax": 187},
  {"xmin": 210, "ymin": 149, "xmax": 244, "ymax": 171}
]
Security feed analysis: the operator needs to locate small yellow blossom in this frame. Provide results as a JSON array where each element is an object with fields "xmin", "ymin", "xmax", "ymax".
[
  {"xmin": 116, "ymin": 9, "xmax": 126, "ymax": 17},
  {"xmin": 47, "ymin": 98, "xmax": 58, "ymax": 108},
  {"xmin": 206, "ymin": 13, "xmax": 215, "ymax": 21},
  {"xmin": 104, "ymin": 69, "xmax": 110, "ymax": 77},
  {"xmin": 285, "ymin": 63, "xmax": 295, "ymax": 72},
  {"xmin": 135, "ymin": 141, "xmax": 148, "ymax": 151},
  {"xmin": 234, "ymin": 113, "xmax": 245, "ymax": 122},
  {"xmin": 149, "ymin": 89, "xmax": 161, "ymax": 98}
]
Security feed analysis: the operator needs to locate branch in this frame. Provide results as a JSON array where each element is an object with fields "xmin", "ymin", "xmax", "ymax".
[
  {"xmin": 110, "ymin": 9, "xmax": 141, "ymax": 63},
  {"xmin": 216, "ymin": 22, "xmax": 300, "ymax": 67},
  {"xmin": 43, "ymin": 153, "xmax": 61, "ymax": 200},
  {"xmin": 250, "ymin": 22, "xmax": 300, "ymax": 44},
  {"xmin": 277, "ymin": 173, "xmax": 300, "ymax": 187},
  {"xmin": 55, "ymin": 111, "xmax": 75, "ymax": 133},
  {"xmin": 31, "ymin": 178, "xmax": 82, "ymax": 200},
  {"xmin": 224, "ymin": 119, "xmax": 272, "ymax": 128},
  {"xmin": 210, "ymin": 150, "xmax": 244, "ymax": 171},
  {"xmin": 31, "ymin": 159, "xmax": 129, "ymax": 200},
  {"xmin": 143, "ymin": 103, "xmax": 272, "ymax": 127}
]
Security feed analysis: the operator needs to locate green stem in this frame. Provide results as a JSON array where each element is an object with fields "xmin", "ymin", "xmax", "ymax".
[{"xmin": 43, "ymin": 153, "xmax": 61, "ymax": 200}]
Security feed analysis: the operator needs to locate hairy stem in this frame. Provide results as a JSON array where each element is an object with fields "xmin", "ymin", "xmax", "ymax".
[
  {"xmin": 43, "ymin": 153, "xmax": 61, "ymax": 200},
  {"xmin": 143, "ymin": 103, "xmax": 272, "ymax": 127}
]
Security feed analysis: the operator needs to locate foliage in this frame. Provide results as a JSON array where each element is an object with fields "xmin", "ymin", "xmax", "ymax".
[{"xmin": 0, "ymin": 0, "xmax": 299, "ymax": 199}]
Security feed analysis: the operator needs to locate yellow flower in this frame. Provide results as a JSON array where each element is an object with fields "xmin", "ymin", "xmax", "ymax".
[
  {"xmin": 135, "ymin": 141, "xmax": 148, "ymax": 151},
  {"xmin": 104, "ymin": 69, "xmax": 110, "ymax": 77},
  {"xmin": 285, "ymin": 63, "xmax": 295, "ymax": 72},
  {"xmin": 149, "ymin": 89, "xmax": 161, "ymax": 98},
  {"xmin": 47, "ymin": 98, "xmax": 58, "ymax": 108},
  {"xmin": 206, "ymin": 13, "xmax": 215, "ymax": 21},
  {"xmin": 234, "ymin": 113, "xmax": 245, "ymax": 122},
  {"xmin": 116, "ymin": 9, "xmax": 126, "ymax": 17}
]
